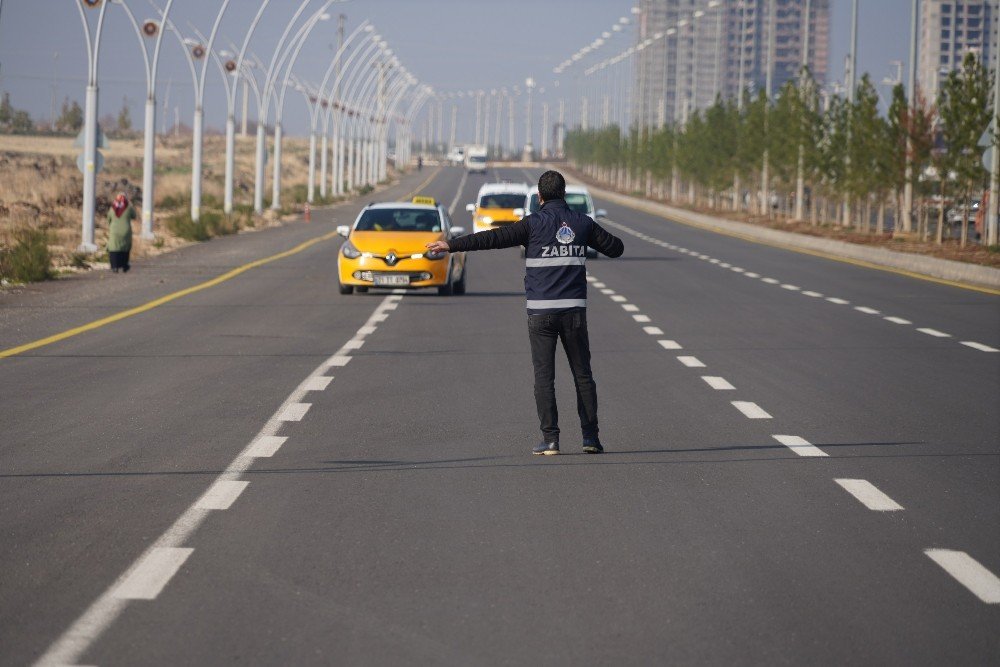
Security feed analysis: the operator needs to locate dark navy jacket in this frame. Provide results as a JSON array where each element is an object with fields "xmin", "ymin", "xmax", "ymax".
[{"xmin": 447, "ymin": 198, "xmax": 624, "ymax": 314}]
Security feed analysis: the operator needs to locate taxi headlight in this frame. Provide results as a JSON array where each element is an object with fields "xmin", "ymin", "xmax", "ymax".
[
  {"xmin": 476, "ymin": 215, "xmax": 493, "ymax": 225},
  {"xmin": 341, "ymin": 240, "xmax": 361, "ymax": 259}
]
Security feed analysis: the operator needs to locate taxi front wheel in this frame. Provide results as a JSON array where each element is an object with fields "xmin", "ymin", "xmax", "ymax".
[{"xmin": 338, "ymin": 282, "xmax": 353, "ymax": 295}]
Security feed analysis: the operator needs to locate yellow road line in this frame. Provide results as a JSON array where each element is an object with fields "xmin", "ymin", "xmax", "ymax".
[
  {"xmin": 606, "ymin": 195, "xmax": 1000, "ymax": 296},
  {"xmin": 0, "ymin": 230, "xmax": 342, "ymax": 360},
  {"xmin": 404, "ymin": 167, "xmax": 440, "ymax": 200}
]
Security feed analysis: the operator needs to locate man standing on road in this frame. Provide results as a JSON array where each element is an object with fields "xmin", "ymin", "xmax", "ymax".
[{"xmin": 426, "ymin": 170, "xmax": 624, "ymax": 455}]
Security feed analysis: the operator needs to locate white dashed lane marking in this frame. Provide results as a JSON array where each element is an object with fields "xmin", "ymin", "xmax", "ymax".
[
  {"xmin": 677, "ymin": 356, "xmax": 705, "ymax": 368},
  {"xmin": 701, "ymin": 376, "xmax": 735, "ymax": 390},
  {"xmin": 918, "ymin": 328, "xmax": 951, "ymax": 338},
  {"xmin": 611, "ymin": 295, "xmax": 627, "ymax": 302},
  {"xmin": 112, "ymin": 548, "xmax": 194, "ymax": 601},
  {"xmin": 326, "ymin": 355, "xmax": 352, "ymax": 367},
  {"xmin": 600, "ymin": 218, "xmax": 996, "ymax": 353},
  {"xmin": 658, "ymin": 340, "xmax": 683, "ymax": 350},
  {"xmin": 834, "ymin": 479, "xmax": 904, "ymax": 511},
  {"xmin": 194, "ymin": 481, "xmax": 250, "ymax": 511},
  {"xmin": 302, "ymin": 376, "xmax": 333, "ymax": 392},
  {"xmin": 246, "ymin": 435, "xmax": 287, "ymax": 458},
  {"xmin": 633, "ymin": 314, "xmax": 651, "ymax": 322},
  {"xmin": 732, "ymin": 401, "xmax": 772, "ymax": 419},
  {"xmin": 961, "ymin": 341, "xmax": 999, "ymax": 352},
  {"xmin": 772, "ymin": 434, "xmax": 828, "ymax": 457},
  {"xmin": 925, "ymin": 550, "xmax": 1000, "ymax": 604},
  {"xmin": 278, "ymin": 403, "xmax": 311, "ymax": 422},
  {"xmin": 643, "ymin": 326, "xmax": 664, "ymax": 335},
  {"xmin": 343, "ymin": 339, "xmax": 365, "ymax": 350},
  {"xmin": 622, "ymin": 304, "xmax": 640, "ymax": 312}
]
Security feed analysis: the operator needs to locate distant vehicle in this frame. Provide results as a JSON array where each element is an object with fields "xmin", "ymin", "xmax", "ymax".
[
  {"xmin": 466, "ymin": 181, "xmax": 529, "ymax": 233},
  {"xmin": 947, "ymin": 199, "xmax": 979, "ymax": 225},
  {"xmin": 336, "ymin": 201, "xmax": 467, "ymax": 296},
  {"xmin": 523, "ymin": 184, "xmax": 607, "ymax": 258},
  {"xmin": 446, "ymin": 146, "xmax": 465, "ymax": 165},
  {"xmin": 465, "ymin": 145, "xmax": 488, "ymax": 174}
]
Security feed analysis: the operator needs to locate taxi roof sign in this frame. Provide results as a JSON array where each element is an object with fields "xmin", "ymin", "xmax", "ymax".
[{"xmin": 411, "ymin": 195, "xmax": 437, "ymax": 206}]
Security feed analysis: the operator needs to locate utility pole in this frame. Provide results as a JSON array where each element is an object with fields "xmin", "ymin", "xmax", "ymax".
[
  {"xmin": 901, "ymin": 0, "xmax": 919, "ymax": 235},
  {"xmin": 843, "ymin": 0, "xmax": 859, "ymax": 227},
  {"xmin": 987, "ymin": 5, "xmax": 1000, "ymax": 247},
  {"xmin": 761, "ymin": 0, "xmax": 776, "ymax": 217},
  {"xmin": 794, "ymin": 0, "xmax": 812, "ymax": 221},
  {"xmin": 449, "ymin": 102, "xmax": 457, "ymax": 150}
]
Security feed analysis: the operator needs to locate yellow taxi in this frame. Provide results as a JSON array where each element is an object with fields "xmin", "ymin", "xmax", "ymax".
[
  {"xmin": 465, "ymin": 182, "xmax": 530, "ymax": 232},
  {"xmin": 336, "ymin": 200, "xmax": 467, "ymax": 295}
]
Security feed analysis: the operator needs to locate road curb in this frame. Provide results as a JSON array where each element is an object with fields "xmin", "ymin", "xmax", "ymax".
[{"xmin": 576, "ymin": 180, "xmax": 1000, "ymax": 293}]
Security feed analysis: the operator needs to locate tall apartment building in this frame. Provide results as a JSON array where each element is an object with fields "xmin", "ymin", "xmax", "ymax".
[
  {"xmin": 632, "ymin": 0, "xmax": 829, "ymax": 129},
  {"xmin": 917, "ymin": 1, "xmax": 997, "ymax": 102}
]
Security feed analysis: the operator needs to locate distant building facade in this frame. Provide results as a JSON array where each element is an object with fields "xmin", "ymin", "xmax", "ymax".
[
  {"xmin": 632, "ymin": 0, "xmax": 829, "ymax": 130},
  {"xmin": 918, "ymin": 0, "xmax": 997, "ymax": 101}
]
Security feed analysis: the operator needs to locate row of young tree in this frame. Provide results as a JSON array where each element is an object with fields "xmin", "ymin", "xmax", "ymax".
[
  {"xmin": 0, "ymin": 92, "xmax": 135, "ymax": 138},
  {"xmin": 564, "ymin": 53, "xmax": 995, "ymax": 246}
]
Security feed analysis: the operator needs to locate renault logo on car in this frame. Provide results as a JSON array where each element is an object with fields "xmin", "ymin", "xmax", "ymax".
[{"xmin": 385, "ymin": 252, "xmax": 398, "ymax": 266}]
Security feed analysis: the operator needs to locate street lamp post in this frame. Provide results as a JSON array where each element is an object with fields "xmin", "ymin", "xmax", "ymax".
[
  {"xmin": 901, "ymin": 0, "xmax": 919, "ymax": 235},
  {"xmin": 157, "ymin": 0, "xmax": 231, "ymax": 224},
  {"xmin": 74, "ymin": 0, "xmax": 110, "ymax": 253},
  {"xmin": 224, "ymin": 1, "xmax": 272, "ymax": 216},
  {"xmin": 271, "ymin": 2, "xmax": 335, "ymax": 211},
  {"xmin": 109, "ymin": 0, "xmax": 174, "ymax": 240}
]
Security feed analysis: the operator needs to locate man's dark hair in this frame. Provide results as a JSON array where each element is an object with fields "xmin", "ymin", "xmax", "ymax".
[{"xmin": 537, "ymin": 170, "xmax": 566, "ymax": 202}]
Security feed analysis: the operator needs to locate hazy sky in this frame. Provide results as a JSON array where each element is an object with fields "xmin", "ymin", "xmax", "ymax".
[{"xmin": 0, "ymin": 0, "xmax": 913, "ymax": 146}]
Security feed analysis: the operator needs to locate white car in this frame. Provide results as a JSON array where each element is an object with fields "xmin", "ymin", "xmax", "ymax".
[{"xmin": 523, "ymin": 184, "xmax": 607, "ymax": 258}]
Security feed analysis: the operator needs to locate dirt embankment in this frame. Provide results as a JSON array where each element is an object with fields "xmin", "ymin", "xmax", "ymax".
[{"xmin": 0, "ymin": 133, "xmax": 315, "ymax": 270}]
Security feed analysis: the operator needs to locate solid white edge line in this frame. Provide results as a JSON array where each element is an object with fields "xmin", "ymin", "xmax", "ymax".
[
  {"xmin": 701, "ymin": 376, "xmax": 735, "ymax": 390},
  {"xmin": 33, "ymin": 292, "xmax": 404, "ymax": 666},
  {"xmin": 925, "ymin": 549, "xmax": 1000, "ymax": 604},
  {"xmin": 677, "ymin": 356, "xmax": 705, "ymax": 368},
  {"xmin": 194, "ymin": 480, "xmax": 250, "ymax": 511},
  {"xmin": 772, "ymin": 434, "xmax": 828, "ymax": 457},
  {"xmin": 833, "ymin": 479, "xmax": 903, "ymax": 511},
  {"xmin": 112, "ymin": 548, "xmax": 194, "ymax": 601},
  {"xmin": 960, "ymin": 341, "xmax": 1000, "ymax": 352},
  {"xmin": 732, "ymin": 401, "xmax": 772, "ymax": 419}
]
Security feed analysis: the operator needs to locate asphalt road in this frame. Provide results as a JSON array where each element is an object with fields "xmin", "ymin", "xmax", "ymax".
[{"xmin": 2, "ymin": 166, "xmax": 998, "ymax": 666}]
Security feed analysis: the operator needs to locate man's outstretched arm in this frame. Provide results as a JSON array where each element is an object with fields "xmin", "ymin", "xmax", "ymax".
[
  {"xmin": 426, "ymin": 219, "xmax": 529, "ymax": 255},
  {"xmin": 588, "ymin": 221, "xmax": 625, "ymax": 258}
]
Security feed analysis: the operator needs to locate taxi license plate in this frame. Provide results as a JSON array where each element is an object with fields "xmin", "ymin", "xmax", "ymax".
[{"xmin": 374, "ymin": 274, "xmax": 409, "ymax": 286}]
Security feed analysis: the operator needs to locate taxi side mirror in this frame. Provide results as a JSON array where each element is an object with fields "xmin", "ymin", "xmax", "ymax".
[
  {"xmin": 513, "ymin": 208, "xmax": 525, "ymax": 218},
  {"xmin": 465, "ymin": 203, "xmax": 476, "ymax": 212},
  {"xmin": 336, "ymin": 225, "xmax": 350, "ymax": 237},
  {"xmin": 595, "ymin": 209, "xmax": 608, "ymax": 219}
]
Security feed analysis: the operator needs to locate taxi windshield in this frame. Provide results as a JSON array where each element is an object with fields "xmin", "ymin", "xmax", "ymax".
[
  {"xmin": 479, "ymin": 194, "xmax": 524, "ymax": 209},
  {"xmin": 529, "ymin": 193, "xmax": 590, "ymax": 215},
  {"xmin": 355, "ymin": 208, "xmax": 441, "ymax": 232}
]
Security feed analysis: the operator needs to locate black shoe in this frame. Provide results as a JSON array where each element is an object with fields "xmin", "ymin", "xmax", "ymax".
[
  {"xmin": 532, "ymin": 441, "xmax": 560, "ymax": 456},
  {"xmin": 582, "ymin": 438, "xmax": 603, "ymax": 454}
]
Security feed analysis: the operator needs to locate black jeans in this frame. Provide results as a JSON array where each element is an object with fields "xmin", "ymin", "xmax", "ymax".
[{"xmin": 527, "ymin": 309, "xmax": 598, "ymax": 443}]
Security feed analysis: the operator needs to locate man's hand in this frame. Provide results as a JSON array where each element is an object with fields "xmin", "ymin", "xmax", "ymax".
[{"xmin": 425, "ymin": 240, "xmax": 450, "ymax": 254}]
